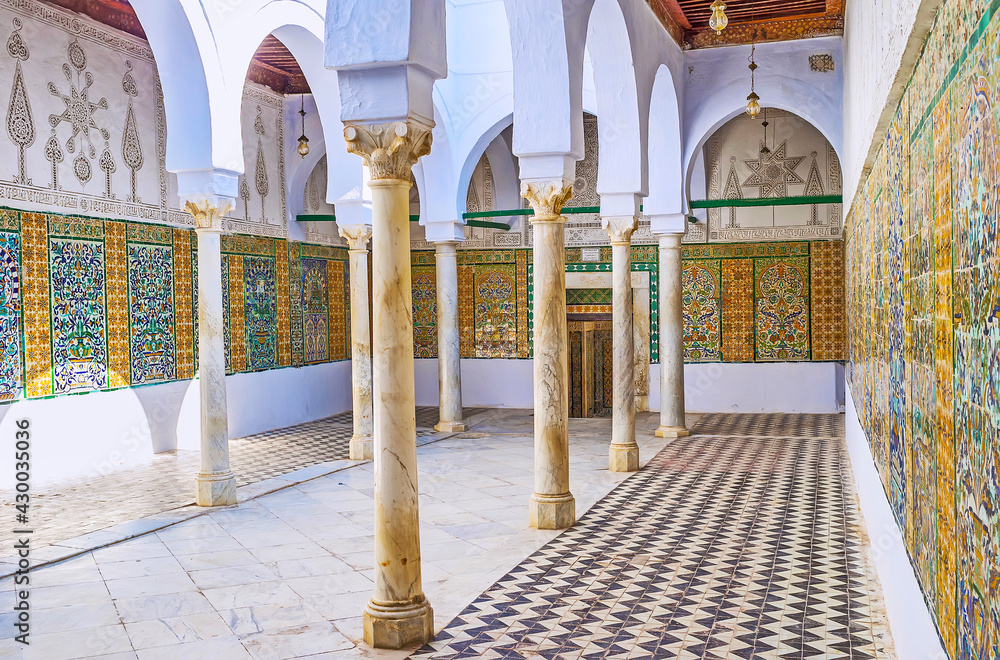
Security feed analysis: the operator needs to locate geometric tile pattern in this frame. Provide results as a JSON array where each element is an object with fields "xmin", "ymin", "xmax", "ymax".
[
  {"xmin": 412, "ymin": 413, "xmax": 891, "ymax": 659},
  {"xmin": 690, "ymin": 412, "xmax": 845, "ymax": 438},
  {"xmin": 720, "ymin": 258, "xmax": 754, "ymax": 361},
  {"xmin": 810, "ymin": 240, "xmax": 845, "ymax": 361},
  {"xmin": 413, "ymin": 264, "xmax": 438, "ymax": 358},
  {"xmin": 0, "ymin": 226, "xmax": 22, "ymax": 402}
]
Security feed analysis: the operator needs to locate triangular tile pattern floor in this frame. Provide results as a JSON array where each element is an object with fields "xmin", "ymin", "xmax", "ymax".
[{"xmin": 410, "ymin": 413, "xmax": 893, "ymax": 660}]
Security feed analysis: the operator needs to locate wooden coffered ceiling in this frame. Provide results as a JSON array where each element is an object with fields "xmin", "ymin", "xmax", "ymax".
[
  {"xmin": 647, "ymin": 0, "xmax": 844, "ymax": 49},
  {"xmin": 42, "ymin": 0, "xmax": 310, "ymax": 94}
]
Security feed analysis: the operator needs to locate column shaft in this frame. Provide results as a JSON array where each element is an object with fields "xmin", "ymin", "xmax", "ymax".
[
  {"xmin": 341, "ymin": 226, "xmax": 374, "ymax": 460},
  {"xmin": 609, "ymin": 240, "xmax": 637, "ymax": 471},
  {"xmin": 193, "ymin": 219, "xmax": 237, "ymax": 506},
  {"xmin": 364, "ymin": 178, "xmax": 432, "ymax": 646},
  {"xmin": 656, "ymin": 234, "xmax": 689, "ymax": 437},
  {"xmin": 434, "ymin": 242, "xmax": 464, "ymax": 432},
  {"xmin": 525, "ymin": 180, "xmax": 575, "ymax": 530}
]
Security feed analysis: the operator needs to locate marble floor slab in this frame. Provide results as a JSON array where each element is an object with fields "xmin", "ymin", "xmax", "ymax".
[
  {"xmin": 0, "ymin": 410, "xmax": 670, "ymax": 659},
  {"xmin": 0, "ymin": 408, "xmax": 489, "ymax": 571}
]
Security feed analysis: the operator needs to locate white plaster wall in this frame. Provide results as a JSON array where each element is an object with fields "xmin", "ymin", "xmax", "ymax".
[
  {"xmin": 649, "ymin": 362, "xmax": 845, "ymax": 414},
  {"xmin": 0, "ymin": 361, "xmax": 351, "ymax": 488},
  {"xmin": 842, "ymin": 0, "xmax": 942, "ymax": 207},
  {"xmin": 844, "ymin": 385, "xmax": 947, "ymax": 660},
  {"xmin": 415, "ymin": 358, "xmax": 534, "ymax": 408},
  {"xmin": 414, "ymin": 358, "xmax": 842, "ymax": 413}
]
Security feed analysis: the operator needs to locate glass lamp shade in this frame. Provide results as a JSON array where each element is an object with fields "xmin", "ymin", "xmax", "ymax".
[
  {"xmin": 709, "ymin": 1, "xmax": 728, "ymax": 34},
  {"xmin": 746, "ymin": 93, "xmax": 761, "ymax": 119},
  {"xmin": 296, "ymin": 135, "xmax": 310, "ymax": 158}
]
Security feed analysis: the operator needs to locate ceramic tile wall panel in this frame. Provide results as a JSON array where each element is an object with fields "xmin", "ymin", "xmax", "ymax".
[
  {"xmin": 517, "ymin": 250, "xmax": 530, "ymax": 358},
  {"xmin": 845, "ymin": 1, "xmax": 1000, "ymax": 655},
  {"xmin": 474, "ymin": 263, "xmax": 517, "ymax": 358},
  {"xmin": 126, "ymin": 223, "xmax": 175, "ymax": 384},
  {"xmin": 300, "ymin": 257, "xmax": 329, "ymax": 365},
  {"xmin": 326, "ymin": 260, "xmax": 346, "ymax": 361},
  {"xmin": 810, "ymin": 241, "xmax": 846, "ymax": 361},
  {"xmin": 753, "ymin": 256, "xmax": 810, "ymax": 361},
  {"xmin": 276, "ymin": 244, "xmax": 290, "ymax": 366},
  {"xmin": 243, "ymin": 255, "xmax": 278, "ymax": 371},
  {"xmin": 720, "ymin": 258, "xmax": 755, "ymax": 362},
  {"xmin": 174, "ymin": 228, "xmax": 194, "ymax": 380},
  {"xmin": 21, "ymin": 213, "xmax": 50, "ymax": 398},
  {"xmin": 105, "ymin": 220, "xmax": 129, "ymax": 389},
  {"xmin": 681, "ymin": 260, "xmax": 721, "ymax": 362},
  {"xmin": 0, "ymin": 211, "xmax": 21, "ymax": 402},
  {"xmin": 412, "ymin": 265, "xmax": 437, "ymax": 358}
]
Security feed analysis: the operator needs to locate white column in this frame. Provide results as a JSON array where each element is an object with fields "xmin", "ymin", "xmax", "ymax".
[
  {"xmin": 656, "ymin": 233, "xmax": 689, "ymax": 438},
  {"xmin": 433, "ymin": 241, "xmax": 465, "ymax": 432},
  {"xmin": 523, "ymin": 180, "xmax": 576, "ymax": 530},
  {"xmin": 185, "ymin": 200, "xmax": 238, "ymax": 507},
  {"xmin": 344, "ymin": 121, "xmax": 434, "ymax": 649},
  {"xmin": 338, "ymin": 224, "xmax": 374, "ymax": 460},
  {"xmin": 603, "ymin": 216, "xmax": 639, "ymax": 472}
]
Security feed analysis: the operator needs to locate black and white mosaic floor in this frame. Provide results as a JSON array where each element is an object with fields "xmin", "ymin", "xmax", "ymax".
[{"xmin": 411, "ymin": 414, "xmax": 893, "ymax": 660}]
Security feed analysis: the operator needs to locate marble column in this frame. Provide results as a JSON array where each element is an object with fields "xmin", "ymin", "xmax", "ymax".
[
  {"xmin": 656, "ymin": 233, "xmax": 689, "ymax": 438},
  {"xmin": 632, "ymin": 275, "xmax": 650, "ymax": 412},
  {"xmin": 338, "ymin": 224, "xmax": 374, "ymax": 460},
  {"xmin": 603, "ymin": 216, "xmax": 639, "ymax": 472},
  {"xmin": 433, "ymin": 241, "xmax": 465, "ymax": 432},
  {"xmin": 185, "ymin": 200, "xmax": 238, "ymax": 507},
  {"xmin": 344, "ymin": 120, "xmax": 434, "ymax": 649},
  {"xmin": 523, "ymin": 181, "xmax": 576, "ymax": 530}
]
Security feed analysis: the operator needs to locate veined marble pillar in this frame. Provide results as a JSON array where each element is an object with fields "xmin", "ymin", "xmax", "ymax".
[
  {"xmin": 632, "ymin": 275, "xmax": 650, "ymax": 412},
  {"xmin": 523, "ymin": 181, "xmax": 575, "ymax": 530},
  {"xmin": 186, "ymin": 200, "xmax": 238, "ymax": 507},
  {"xmin": 433, "ymin": 241, "xmax": 465, "ymax": 432},
  {"xmin": 656, "ymin": 233, "xmax": 689, "ymax": 438},
  {"xmin": 339, "ymin": 224, "xmax": 374, "ymax": 460},
  {"xmin": 603, "ymin": 216, "xmax": 638, "ymax": 472},
  {"xmin": 344, "ymin": 121, "xmax": 434, "ymax": 649}
]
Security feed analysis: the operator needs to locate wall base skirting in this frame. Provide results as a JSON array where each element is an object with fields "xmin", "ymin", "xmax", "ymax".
[{"xmin": 844, "ymin": 384, "xmax": 948, "ymax": 660}]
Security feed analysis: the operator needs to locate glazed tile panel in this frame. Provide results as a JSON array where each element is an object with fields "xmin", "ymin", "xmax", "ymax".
[
  {"xmin": 407, "ymin": 242, "xmax": 843, "ymax": 363},
  {"xmin": 0, "ymin": 223, "xmax": 21, "ymax": 402},
  {"xmin": 846, "ymin": 0, "xmax": 1000, "ymax": 656},
  {"xmin": 0, "ymin": 208, "xmax": 351, "ymax": 403}
]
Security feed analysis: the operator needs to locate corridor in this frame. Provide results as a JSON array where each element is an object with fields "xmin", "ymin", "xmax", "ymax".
[{"xmin": 0, "ymin": 412, "xmax": 892, "ymax": 659}]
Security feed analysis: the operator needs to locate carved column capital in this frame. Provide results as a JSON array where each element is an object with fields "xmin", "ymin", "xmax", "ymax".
[
  {"xmin": 602, "ymin": 215, "xmax": 639, "ymax": 245},
  {"xmin": 338, "ymin": 223, "xmax": 373, "ymax": 252},
  {"xmin": 343, "ymin": 121, "xmax": 432, "ymax": 181},
  {"xmin": 521, "ymin": 180, "xmax": 574, "ymax": 223},
  {"xmin": 185, "ymin": 199, "xmax": 233, "ymax": 231}
]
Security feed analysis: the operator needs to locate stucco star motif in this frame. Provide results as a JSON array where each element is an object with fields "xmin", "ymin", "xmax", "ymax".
[
  {"xmin": 742, "ymin": 140, "xmax": 805, "ymax": 198},
  {"xmin": 47, "ymin": 40, "xmax": 110, "ymax": 159}
]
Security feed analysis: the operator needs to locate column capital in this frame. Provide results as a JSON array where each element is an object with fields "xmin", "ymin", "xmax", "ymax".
[
  {"xmin": 601, "ymin": 215, "xmax": 639, "ymax": 245},
  {"xmin": 184, "ymin": 199, "xmax": 233, "ymax": 232},
  {"xmin": 344, "ymin": 120, "xmax": 432, "ymax": 181},
  {"xmin": 338, "ymin": 223, "xmax": 373, "ymax": 252},
  {"xmin": 521, "ymin": 180, "xmax": 574, "ymax": 223}
]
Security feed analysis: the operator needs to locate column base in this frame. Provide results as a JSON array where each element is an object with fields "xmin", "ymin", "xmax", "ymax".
[
  {"xmin": 529, "ymin": 492, "xmax": 576, "ymax": 529},
  {"xmin": 635, "ymin": 395, "xmax": 649, "ymax": 412},
  {"xmin": 609, "ymin": 443, "xmax": 639, "ymax": 472},
  {"xmin": 350, "ymin": 434, "xmax": 374, "ymax": 461},
  {"xmin": 655, "ymin": 425, "xmax": 690, "ymax": 438},
  {"xmin": 363, "ymin": 599, "xmax": 434, "ymax": 649},
  {"xmin": 195, "ymin": 470, "xmax": 237, "ymax": 507},
  {"xmin": 434, "ymin": 420, "xmax": 466, "ymax": 433}
]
